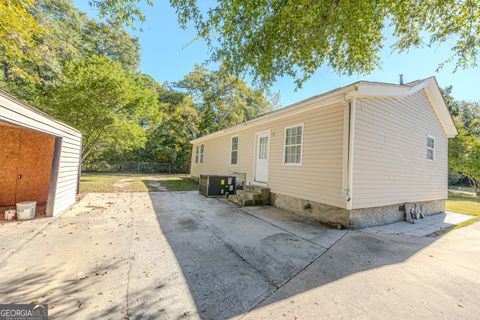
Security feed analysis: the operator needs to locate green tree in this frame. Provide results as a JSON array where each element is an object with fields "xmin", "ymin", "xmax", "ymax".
[
  {"xmin": 34, "ymin": 0, "xmax": 140, "ymax": 72},
  {"xmin": 0, "ymin": 0, "xmax": 52, "ymax": 81},
  {"xmin": 42, "ymin": 55, "xmax": 157, "ymax": 162},
  {"xmin": 90, "ymin": 0, "xmax": 480, "ymax": 87},
  {"xmin": 142, "ymin": 88, "xmax": 199, "ymax": 166},
  {"xmin": 449, "ymin": 101, "xmax": 480, "ymax": 196},
  {"xmin": 1, "ymin": 0, "xmax": 140, "ymax": 97},
  {"xmin": 175, "ymin": 64, "xmax": 272, "ymax": 135}
]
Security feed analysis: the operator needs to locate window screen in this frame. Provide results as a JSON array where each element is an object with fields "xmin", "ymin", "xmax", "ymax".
[
  {"xmin": 284, "ymin": 125, "xmax": 303, "ymax": 164},
  {"xmin": 426, "ymin": 136, "xmax": 434, "ymax": 160},
  {"xmin": 195, "ymin": 144, "xmax": 204, "ymax": 163},
  {"xmin": 231, "ymin": 136, "xmax": 238, "ymax": 165}
]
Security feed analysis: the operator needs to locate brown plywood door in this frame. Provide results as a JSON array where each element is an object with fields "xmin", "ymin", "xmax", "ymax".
[
  {"xmin": 0, "ymin": 124, "xmax": 55, "ymax": 205},
  {"xmin": 0, "ymin": 125, "xmax": 21, "ymax": 206},
  {"xmin": 15, "ymin": 130, "xmax": 55, "ymax": 203},
  {"xmin": 0, "ymin": 168, "xmax": 17, "ymax": 206}
]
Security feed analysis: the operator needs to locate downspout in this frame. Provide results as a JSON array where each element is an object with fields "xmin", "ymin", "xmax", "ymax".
[
  {"xmin": 346, "ymin": 96, "xmax": 356, "ymax": 210},
  {"xmin": 341, "ymin": 96, "xmax": 351, "ymax": 205}
]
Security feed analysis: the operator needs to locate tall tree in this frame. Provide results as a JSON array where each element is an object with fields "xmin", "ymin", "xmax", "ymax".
[
  {"xmin": 90, "ymin": 0, "xmax": 480, "ymax": 87},
  {"xmin": 42, "ymin": 55, "xmax": 157, "ymax": 162},
  {"xmin": 0, "ymin": 0, "xmax": 51, "ymax": 81},
  {"xmin": 1, "ymin": 0, "xmax": 140, "ymax": 99},
  {"xmin": 34, "ymin": 0, "xmax": 140, "ymax": 72},
  {"xmin": 142, "ymin": 88, "xmax": 199, "ymax": 166},
  {"xmin": 175, "ymin": 64, "xmax": 272, "ymax": 136}
]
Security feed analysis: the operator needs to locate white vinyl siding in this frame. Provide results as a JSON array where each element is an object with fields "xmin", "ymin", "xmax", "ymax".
[
  {"xmin": 284, "ymin": 124, "xmax": 303, "ymax": 165},
  {"xmin": 351, "ymin": 90, "xmax": 448, "ymax": 209},
  {"xmin": 191, "ymin": 103, "xmax": 346, "ymax": 208},
  {"xmin": 230, "ymin": 136, "xmax": 238, "ymax": 165},
  {"xmin": 0, "ymin": 91, "xmax": 82, "ymax": 216}
]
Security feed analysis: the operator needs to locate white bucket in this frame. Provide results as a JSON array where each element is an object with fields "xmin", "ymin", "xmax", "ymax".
[{"xmin": 16, "ymin": 201, "xmax": 37, "ymax": 221}]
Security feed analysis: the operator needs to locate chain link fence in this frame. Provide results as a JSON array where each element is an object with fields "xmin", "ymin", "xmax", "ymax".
[{"xmin": 82, "ymin": 161, "xmax": 190, "ymax": 174}]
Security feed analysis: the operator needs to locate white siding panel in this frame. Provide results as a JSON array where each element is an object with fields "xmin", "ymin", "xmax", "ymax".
[
  {"xmin": 351, "ymin": 90, "xmax": 448, "ymax": 209},
  {"xmin": 53, "ymin": 194, "xmax": 77, "ymax": 214},
  {"xmin": 191, "ymin": 103, "xmax": 346, "ymax": 208},
  {"xmin": 0, "ymin": 91, "xmax": 82, "ymax": 216}
]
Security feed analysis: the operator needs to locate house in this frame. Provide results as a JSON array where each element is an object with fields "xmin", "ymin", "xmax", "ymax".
[
  {"xmin": 190, "ymin": 77, "xmax": 457, "ymax": 228},
  {"xmin": 0, "ymin": 90, "xmax": 82, "ymax": 219}
]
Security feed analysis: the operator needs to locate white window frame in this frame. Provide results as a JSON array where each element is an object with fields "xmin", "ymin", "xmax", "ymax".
[
  {"xmin": 195, "ymin": 144, "xmax": 204, "ymax": 164},
  {"xmin": 426, "ymin": 135, "xmax": 435, "ymax": 160},
  {"xmin": 283, "ymin": 123, "xmax": 304, "ymax": 166},
  {"xmin": 230, "ymin": 135, "xmax": 239, "ymax": 166}
]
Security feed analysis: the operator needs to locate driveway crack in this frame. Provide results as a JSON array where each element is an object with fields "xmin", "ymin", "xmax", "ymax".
[{"xmin": 124, "ymin": 193, "xmax": 135, "ymax": 319}]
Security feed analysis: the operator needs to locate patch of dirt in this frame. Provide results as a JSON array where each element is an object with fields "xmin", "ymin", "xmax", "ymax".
[{"xmin": 112, "ymin": 179, "xmax": 135, "ymax": 189}]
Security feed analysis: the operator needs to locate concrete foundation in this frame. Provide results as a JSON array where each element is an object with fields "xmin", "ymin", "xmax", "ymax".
[
  {"xmin": 270, "ymin": 192, "xmax": 446, "ymax": 229},
  {"xmin": 350, "ymin": 199, "xmax": 445, "ymax": 229},
  {"xmin": 271, "ymin": 192, "xmax": 350, "ymax": 228}
]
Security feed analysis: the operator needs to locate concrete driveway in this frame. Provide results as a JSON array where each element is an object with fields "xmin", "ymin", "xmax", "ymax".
[{"xmin": 0, "ymin": 191, "xmax": 479, "ymax": 319}]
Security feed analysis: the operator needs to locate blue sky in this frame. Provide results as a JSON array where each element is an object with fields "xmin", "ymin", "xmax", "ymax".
[{"xmin": 75, "ymin": 1, "xmax": 480, "ymax": 107}]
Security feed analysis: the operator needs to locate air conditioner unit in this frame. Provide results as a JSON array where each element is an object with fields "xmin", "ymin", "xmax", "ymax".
[{"xmin": 199, "ymin": 175, "xmax": 236, "ymax": 197}]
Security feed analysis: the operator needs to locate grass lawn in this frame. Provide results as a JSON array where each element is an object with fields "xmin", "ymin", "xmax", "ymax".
[
  {"xmin": 445, "ymin": 192, "xmax": 480, "ymax": 228},
  {"xmin": 80, "ymin": 173, "xmax": 198, "ymax": 193}
]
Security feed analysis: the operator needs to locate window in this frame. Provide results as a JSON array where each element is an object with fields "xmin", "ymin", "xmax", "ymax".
[
  {"xmin": 230, "ymin": 136, "xmax": 239, "ymax": 165},
  {"xmin": 284, "ymin": 124, "xmax": 303, "ymax": 165},
  {"xmin": 195, "ymin": 144, "xmax": 204, "ymax": 164},
  {"xmin": 426, "ymin": 136, "xmax": 435, "ymax": 160}
]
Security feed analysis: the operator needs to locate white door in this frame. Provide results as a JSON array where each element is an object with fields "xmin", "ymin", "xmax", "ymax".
[{"xmin": 255, "ymin": 132, "xmax": 269, "ymax": 183}]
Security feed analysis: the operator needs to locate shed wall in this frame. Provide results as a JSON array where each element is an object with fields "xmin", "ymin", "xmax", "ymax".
[{"xmin": 0, "ymin": 92, "xmax": 82, "ymax": 216}]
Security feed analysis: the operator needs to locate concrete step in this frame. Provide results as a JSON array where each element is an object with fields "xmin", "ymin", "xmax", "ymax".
[
  {"xmin": 228, "ymin": 195, "xmax": 263, "ymax": 207},
  {"xmin": 236, "ymin": 190, "xmax": 262, "ymax": 201},
  {"xmin": 244, "ymin": 184, "xmax": 269, "ymax": 193},
  {"xmin": 243, "ymin": 185, "xmax": 270, "ymax": 205}
]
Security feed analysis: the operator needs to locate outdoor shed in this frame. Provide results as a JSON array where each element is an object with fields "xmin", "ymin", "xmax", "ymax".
[
  {"xmin": 0, "ymin": 90, "xmax": 82, "ymax": 219},
  {"xmin": 190, "ymin": 77, "xmax": 458, "ymax": 228}
]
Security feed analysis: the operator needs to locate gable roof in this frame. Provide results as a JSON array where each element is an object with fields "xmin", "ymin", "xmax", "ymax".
[{"xmin": 191, "ymin": 76, "xmax": 457, "ymax": 144}]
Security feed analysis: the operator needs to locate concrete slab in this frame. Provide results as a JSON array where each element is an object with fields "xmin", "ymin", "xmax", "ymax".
[
  {"xmin": 240, "ymin": 205, "xmax": 347, "ymax": 248},
  {"xmin": 161, "ymin": 192, "xmax": 345, "ymax": 283},
  {"xmin": 0, "ymin": 216, "xmax": 53, "ymax": 262},
  {"xmin": 147, "ymin": 192, "xmax": 348, "ymax": 318},
  {"xmin": 149, "ymin": 192, "xmax": 276, "ymax": 319},
  {"xmin": 359, "ymin": 212, "xmax": 473, "ymax": 237},
  {"xmin": 0, "ymin": 193, "xmax": 199, "ymax": 319},
  {"xmin": 239, "ymin": 223, "xmax": 480, "ymax": 320}
]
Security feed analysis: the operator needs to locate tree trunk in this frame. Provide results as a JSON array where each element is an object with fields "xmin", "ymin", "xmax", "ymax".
[
  {"xmin": 469, "ymin": 178, "xmax": 480, "ymax": 197},
  {"xmin": 3, "ymin": 63, "xmax": 8, "ymax": 80}
]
